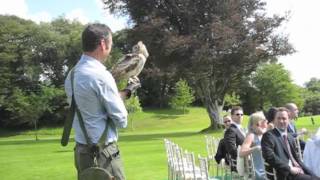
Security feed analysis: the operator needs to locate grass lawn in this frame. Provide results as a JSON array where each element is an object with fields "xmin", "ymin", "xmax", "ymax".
[{"xmin": 0, "ymin": 107, "xmax": 319, "ymax": 180}]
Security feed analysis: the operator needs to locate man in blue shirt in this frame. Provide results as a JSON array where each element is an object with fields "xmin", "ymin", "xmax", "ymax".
[
  {"xmin": 65, "ymin": 23, "xmax": 140, "ymax": 180},
  {"xmin": 285, "ymin": 103, "xmax": 306, "ymax": 151}
]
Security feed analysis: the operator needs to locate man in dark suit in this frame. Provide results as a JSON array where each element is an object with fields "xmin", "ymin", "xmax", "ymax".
[
  {"xmin": 224, "ymin": 106, "xmax": 245, "ymax": 171},
  {"xmin": 286, "ymin": 103, "xmax": 306, "ymax": 151},
  {"xmin": 262, "ymin": 107, "xmax": 320, "ymax": 180},
  {"xmin": 215, "ymin": 115, "xmax": 232, "ymax": 165}
]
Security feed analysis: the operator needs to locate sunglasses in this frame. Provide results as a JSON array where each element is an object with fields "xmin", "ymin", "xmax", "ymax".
[{"xmin": 235, "ymin": 113, "xmax": 243, "ymax": 116}]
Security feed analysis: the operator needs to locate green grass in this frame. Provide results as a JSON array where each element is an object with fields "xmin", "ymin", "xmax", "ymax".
[{"xmin": 0, "ymin": 107, "xmax": 319, "ymax": 180}]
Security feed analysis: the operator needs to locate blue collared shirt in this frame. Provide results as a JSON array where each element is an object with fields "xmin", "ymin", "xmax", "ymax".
[
  {"xmin": 65, "ymin": 54, "xmax": 128, "ymax": 144},
  {"xmin": 288, "ymin": 122, "xmax": 296, "ymax": 133}
]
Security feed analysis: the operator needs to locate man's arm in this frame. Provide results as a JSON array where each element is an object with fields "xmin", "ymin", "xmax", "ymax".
[
  {"xmin": 97, "ymin": 74, "xmax": 128, "ymax": 128},
  {"xmin": 215, "ymin": 139, "xmax": 226, "ymax": 164}
]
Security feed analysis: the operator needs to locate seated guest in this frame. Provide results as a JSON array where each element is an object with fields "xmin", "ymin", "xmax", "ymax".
[
  {"xmin": 285, "ymin": 103, "xmax": 307, "ymax": 151},
  {"xmin": 261, "ymin": 107, "xmax": 320, "ymax": 180},
  {"xmin": 224, "ymin": 106, "xmax": 245, "ymax": 171},
  {"xmin": 266, "ymin": 107, "xmax": 278, "ymax": 130},
  {"xmin": 215, "ymin": 115, "xmax": 232, "ymax": 164},
  {"xmin": 240, "ymin": 111, "xmax": 268, "ymax": 180},
  {"xmin": 303, "ymin": 128, "xmax": 320, "ymax": 177}
]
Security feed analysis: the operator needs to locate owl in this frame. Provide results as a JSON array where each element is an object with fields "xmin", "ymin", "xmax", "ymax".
[{"xmin": 111, "ymin": 41, "xmax": 149, "ymax": 83}]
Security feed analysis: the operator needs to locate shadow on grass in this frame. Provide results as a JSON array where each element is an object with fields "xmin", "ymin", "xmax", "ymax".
[
  {"xmin": 0, "ymin": 128, "xmax": 22, "ymax": 138},
  {"xmin": 120, "ymin": 131, "xmax": 198, "ymax": 142},
  {"xmin": 146, "ymin": 108, "xmax": 189, "ymax": 115},
  {"xmin": 152, "ymin": 114, "xmax": 180, "ymax": 120},
  {"xmin": 147, "ymin": 109, "xmax": 190, "ymax": 120},
  {"xmin": 53, "ymin": 149, "xmax": 74, "ymax": 153},
  {"xmin": 0, "ymin": 131, "xmax": 200, "ymax": 145},
  {"xmin": 0, "ymin": 138, "xmax": 64, "ymax": 146}
]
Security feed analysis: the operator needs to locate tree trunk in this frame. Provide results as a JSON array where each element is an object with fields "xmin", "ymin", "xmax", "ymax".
[
  {"xmin": 204, "ymin": 98, "xmax": 223, "ymax": 130},
  {"xmin": 34, "ymin": 120, "xmax": 38, "ymax": 141},
  {"xmin": 196, "ymin": 80, "xmax": 225, "ymax": 131}
]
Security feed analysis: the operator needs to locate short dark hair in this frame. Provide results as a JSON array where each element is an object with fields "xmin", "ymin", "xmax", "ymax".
[
  {"xmin": 231, "ymin": 106, "xmax": 243, "ymax": 115},
  {"xmin": 82, "ymin": 23, "xmax": 112, "ymax": 52},
  {"xmin": 265, "ymin": 107, "xmax": 278, "ymax": 123}
]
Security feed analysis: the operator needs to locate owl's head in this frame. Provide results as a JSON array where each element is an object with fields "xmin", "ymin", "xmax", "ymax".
[{"xmin": 132, "ymin": 41, "xmax": 149, "ymax": 58}]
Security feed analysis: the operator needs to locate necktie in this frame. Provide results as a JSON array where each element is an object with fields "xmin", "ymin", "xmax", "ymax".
[{"xmin": 283, "ymin": 134, "xmax": 304, "ymax": 173}]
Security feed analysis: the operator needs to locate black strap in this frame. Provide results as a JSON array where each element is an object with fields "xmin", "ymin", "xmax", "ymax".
[
  {"xmin": 61, "ymin": 68, "xmax": 108, "ymax": 147},
  {"xmin": 60, "ymin": 69, "xmax": 76, "ymax": 146},
  {"xmin": 70, "ymin": 69, "xmax": 92, "ymax": 145}
]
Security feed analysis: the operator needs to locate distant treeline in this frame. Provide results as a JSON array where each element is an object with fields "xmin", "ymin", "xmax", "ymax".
[{"xmin": 1, "ymin": 15, "xmax": 320, "ymax": 129}]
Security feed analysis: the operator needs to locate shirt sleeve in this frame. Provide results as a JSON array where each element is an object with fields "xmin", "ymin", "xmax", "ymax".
[{"xmin": 96, "ymin": 72, "xmax": 128, "ymax": 128}]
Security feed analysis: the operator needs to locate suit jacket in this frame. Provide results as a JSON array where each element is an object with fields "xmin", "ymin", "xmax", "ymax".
[
  {"xmin": 261, "ymin": 128, "xmax": 315, "ymax": 180},
  {"xmin": 287, "ymin": 124, "xmax": 306, "ymax": 151},
  {"xmin": 224, "ymin": 123, "xmax": 245, "ymax": 160}
]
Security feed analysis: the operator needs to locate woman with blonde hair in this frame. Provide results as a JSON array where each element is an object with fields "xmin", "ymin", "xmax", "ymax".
[{"xmin": 239, "ymin": 111, "xmax": 268, "ymax": 180}]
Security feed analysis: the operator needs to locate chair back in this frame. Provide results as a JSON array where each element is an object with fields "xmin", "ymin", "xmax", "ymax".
[
  {"xmin": 264, "ymin": 162, "xmax": 277, "ymax": 180},
  {"xmin": 198, "ymin": 155, "xmax": 210, "ymax": 180},
  {"xmin": 294, "ymin": 136, "xmax": 303, "ymax": 161},
  {"xmin": 205, "ymin": 135, "xmax": 217, "ymax": 160}
]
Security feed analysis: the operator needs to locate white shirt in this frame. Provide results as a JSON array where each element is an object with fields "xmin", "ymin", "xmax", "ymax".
[
  {"xmin": 232, "ymin": 122, "xmax": 246, "ymax": 136},
  {"xmin": 65, "ymin": 54, "xmax": 128, "ymax": 144},
  {"xmin": 303, "ymin": 137, "xmax": 320, "ymax": 177}
]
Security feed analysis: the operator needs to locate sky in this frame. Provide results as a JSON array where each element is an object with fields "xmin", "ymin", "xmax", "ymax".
[{"xmin": 0, "ymin": 0, "xmax": 319, "ymax": 86}]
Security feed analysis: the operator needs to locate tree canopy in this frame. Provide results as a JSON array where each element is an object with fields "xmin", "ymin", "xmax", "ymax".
[
  {"xmin": 0, "ymin": 15, "xmax": 83, "ymax": 127},
  {"xmin": 103, "ymin": 0, "xmax": 294, "ymax": 128}
]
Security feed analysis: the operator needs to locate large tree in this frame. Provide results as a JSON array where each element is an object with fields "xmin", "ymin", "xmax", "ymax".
[
  {"xmin": 103, "ymin": 0, "xmax": 294, "ymax": 129},
  {"xmin": 0, "ymin": 15, "xmax": 83, "ymax": 127},
  {"xmin": 250, "ymin": 63, "xmax": 303, "ymax": 110},
  {"xmin": 303, "ymin": 78, "xmax": 320, "ymax": 115}
]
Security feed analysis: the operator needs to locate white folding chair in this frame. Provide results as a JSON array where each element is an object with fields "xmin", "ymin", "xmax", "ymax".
[
  {"xmin": 264, "ymin": 162, "xmax": 277, "ymax": 180},
  {"xmin": 243, "ymin": 154, "xmax": 255, "ymax": 180},
  {"xmin": 205, "ymin": 135, "xmax": 216, "ymax": 161},
  {"xmin": 164, "ymin": 139, "xmax": 175, "ymax": 180},
  {"xmin": 205, "ymin": 136, "xmax": 221, "ymax": 175},
  {"xmin": 198, "ymin": 155, "xmax": 224, "ymax": 180},
  {"xmin": 294, "ymin": 136, "xmax": 303, "ymax": 161},
  {"xmin": 182, "ymin": 151, "xmax": 202, "ymax": 180}
]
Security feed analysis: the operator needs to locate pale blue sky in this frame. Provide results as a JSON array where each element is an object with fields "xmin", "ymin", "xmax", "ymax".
[
  {"xmin": 1, "ymin": 0, "xmax": 320, "ymax": 86},
  {"xmin": 0, "ymin": 0, "xmax": 128, "ymax": 32}
]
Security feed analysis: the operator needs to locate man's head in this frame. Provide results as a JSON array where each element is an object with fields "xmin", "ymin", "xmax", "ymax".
[
  {"xmin": 266, "ymin": 107, "xmax": 278, "ymax": 124},
  {"xmin": 285, "ymin": 103, "xmax": 299, "ymax": 120},
  {"xmin": 82, "ymin": 23, "xmax": 112, "ymax": 61},
  {"xmin": 231, "ymin": 106, "xmax": 243, "ymax": 124},
  {"xmin": 223, "ymin": 115, "xmax": 232, "ymax": 129},
  {"xmin": 274, "ymin": 107, "xmax": 290, "ymax": 131}
]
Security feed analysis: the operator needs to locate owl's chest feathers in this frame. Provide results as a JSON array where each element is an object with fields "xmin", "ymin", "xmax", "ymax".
[{"xmin": 126, "ymin": 54, "xmax": 146, "ymax": 76}]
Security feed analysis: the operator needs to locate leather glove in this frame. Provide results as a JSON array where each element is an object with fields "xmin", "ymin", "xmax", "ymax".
[{"xmin": 124, "ymin": 78, "xmax": 141, "ymax": 98}]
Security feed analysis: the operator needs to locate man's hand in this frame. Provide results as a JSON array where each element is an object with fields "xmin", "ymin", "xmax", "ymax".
[
  {"xmin": 290, "ymin": 167, "xmax": 304, "ymax": 175},
  {"xmin": 300, "ymin": 128, "xmax": 308, "ymax": 135}
]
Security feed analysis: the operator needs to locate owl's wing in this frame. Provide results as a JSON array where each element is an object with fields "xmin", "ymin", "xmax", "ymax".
[{"xmin": 111, "ymin": 54, "xmax": 141, "ymax": 81}]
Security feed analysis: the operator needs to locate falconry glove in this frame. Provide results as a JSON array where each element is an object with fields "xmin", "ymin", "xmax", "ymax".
[{"xmin": 124, "ymin": 78, "xmax": 141, "ymax": 98}]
